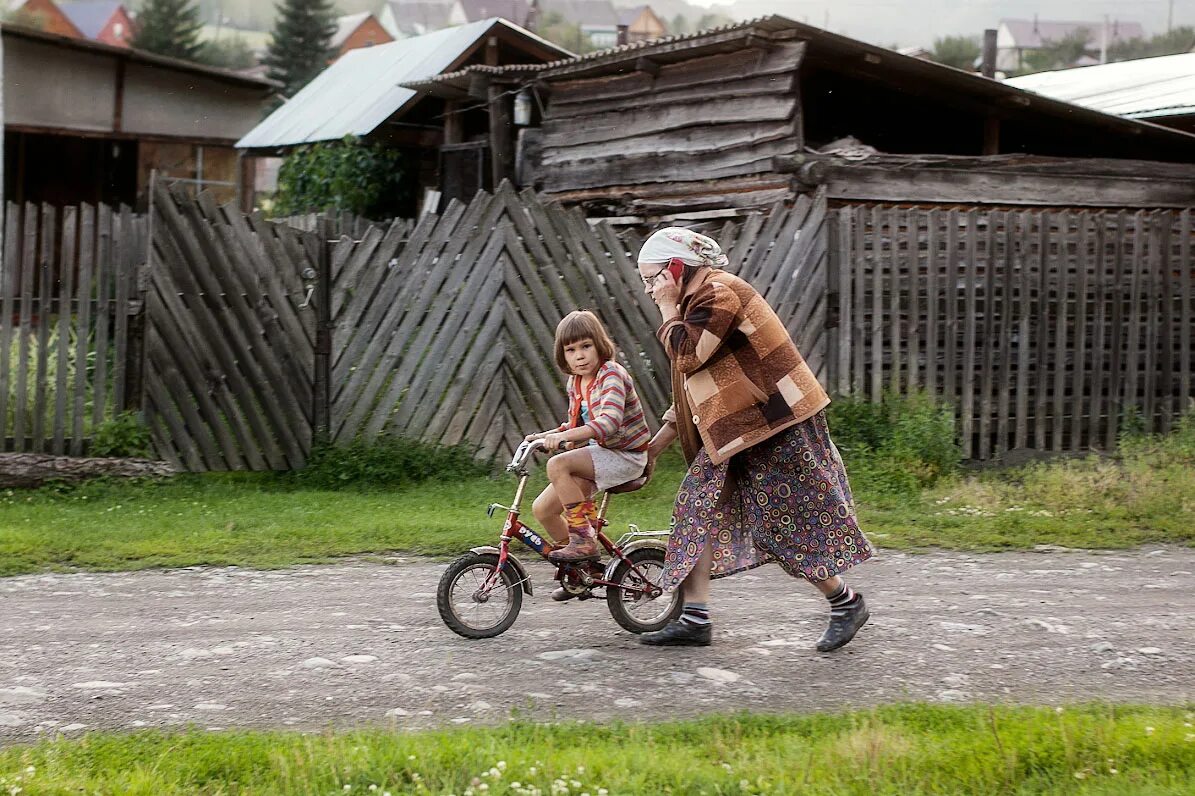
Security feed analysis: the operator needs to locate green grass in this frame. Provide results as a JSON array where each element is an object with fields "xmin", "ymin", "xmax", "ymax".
[
  {"xmin": 1, "ymin": 705, "xmax": 1193, "ymax": 794},
  {"xmin": 2, "ymin": 435, "xmax": 1194, "ymax": 576}
]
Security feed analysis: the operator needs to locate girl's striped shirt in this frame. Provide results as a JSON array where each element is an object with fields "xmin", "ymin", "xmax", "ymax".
[{"xmin": 557, "ymin": 360, "xmax": 651, "ymax": 452}]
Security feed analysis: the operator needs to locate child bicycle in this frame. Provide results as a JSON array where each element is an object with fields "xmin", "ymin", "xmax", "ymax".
[{"xmin": 436, "ymin": 438, "xmax": 683, "ymax": 639}]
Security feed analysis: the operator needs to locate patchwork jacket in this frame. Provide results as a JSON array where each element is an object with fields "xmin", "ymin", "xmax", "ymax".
[{"xmin": 657, "ymin": 268, "xmax": 829, "ymax": 465}]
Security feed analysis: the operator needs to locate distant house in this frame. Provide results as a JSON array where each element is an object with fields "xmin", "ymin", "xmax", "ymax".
[
  {"xmin": 58, "ymin": 1, "xmax": 133, "ymax": 47},
  {"xmin": 2, "ymin": 22, "xmax": 276, "ymax": 209},
  {"xmin": 1005, "ymin": 51, "xmax": 1195, "ymax": 134},
  {"xmin": 997, "ymin": 17, "xmax": 1145, "ymax": 72},
  {"xmin": 332, "ymin": 12, "xmax": 395, "ymax": 57},
  {"xmin": 543, "ymin": 0, "xmax": 620, "ymax": 48},
  {"xmin": 5, "ymin": 0, "xmax": 83, "ymax": 38},
  {"xmin": 458, "ymin": 0, "xmax": 529, "ymax": 25},
  {"xmin": 617, "ymin": 5, "xmax": 665, "ymax": 44},
  {"xmin": 380, "ymin": 0, "xmax": 466, "ymax": 38},
  {"xmin": 237, "ymin": 19, "xmax": 572, "ymax": 209}
]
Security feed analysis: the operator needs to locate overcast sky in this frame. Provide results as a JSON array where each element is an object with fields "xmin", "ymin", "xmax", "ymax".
[{"xmin": 691, "ymin": 1, "xmax": 1195, "ymax": 48}]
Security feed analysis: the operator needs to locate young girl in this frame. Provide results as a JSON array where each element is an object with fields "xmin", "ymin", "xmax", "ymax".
[{"xmin": 525, "ymin": 311, "xmax": 651, "ymax": 579}]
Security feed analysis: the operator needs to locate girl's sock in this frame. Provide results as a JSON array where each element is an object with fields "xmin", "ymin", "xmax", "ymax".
[
  {"xmin": 826, "ymin": 582, "xmax": 860, "ymax": 615},
  {"xmin": 681, "ymin": 602, "xmax": 711, "ymax": 626},
  {"xmin": 583, "ymin": 501, "xmax": 601, "ymax": 529},
  {"xmin": 563, "ymin": 501, "xmax": 596, "ymax": 537}
]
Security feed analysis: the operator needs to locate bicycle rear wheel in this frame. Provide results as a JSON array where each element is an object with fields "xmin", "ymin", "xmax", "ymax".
[
  {"xmin": 437, "ymin": 552, "xmax": 523, "ymax": 639},
  {"xmin": 605, "ymin": 547, "xmax": 682, "ymax": 633}
]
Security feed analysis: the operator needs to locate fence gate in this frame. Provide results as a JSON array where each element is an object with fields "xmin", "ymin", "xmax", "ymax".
[{"xmin": 144, "ymin": 183, "xmax": 318, "ymax": 470}]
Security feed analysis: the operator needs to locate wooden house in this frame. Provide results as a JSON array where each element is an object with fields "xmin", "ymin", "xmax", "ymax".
[
  {"xmin": 331, "ymin": 12, "xmax": 395, "ymax": 58},
  {"xmin": 58, "ymin": 1, "xmax": 134, "ymax": 47},
  {"xmin": 2, "ymin": 22, "xmax": 277, "ymax": 209},
  {"xmin": 5, "ymin": 0, "xmax": 83, "ymax": 38},
  {"xmin": 617, "ymin": 5, "xmax": 666, "ymax": 44},
  {"xmin": 408, "ymin": 15, "xmax": 1195, "ymax": 216}
]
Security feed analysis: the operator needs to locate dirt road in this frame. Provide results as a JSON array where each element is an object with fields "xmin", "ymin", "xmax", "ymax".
[{"xmin": 2, "ymin": 547, "xmax": 1193, "ymax": 741}]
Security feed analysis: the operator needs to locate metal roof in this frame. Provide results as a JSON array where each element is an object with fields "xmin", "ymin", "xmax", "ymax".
[
  {"xmin": 236, "ymin": 17, "xmax": 571, "ymax": 150},
  {"xmin": 1005, "ymin": 52, "xmax": 1195, "ymax": 120}
]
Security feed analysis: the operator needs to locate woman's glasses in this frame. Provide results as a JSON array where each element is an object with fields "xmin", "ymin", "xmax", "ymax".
[{"xmin": 642, "ymin": 263, "xmax": 670, "ymax": 287}]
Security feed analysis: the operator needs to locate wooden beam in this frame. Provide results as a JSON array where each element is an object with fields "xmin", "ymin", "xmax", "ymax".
[
  {"xmin": 635, "ymin": 56, "xmax": 659, "ymax": 77},
  {"xmin": 983, "ymin": 116, "xmax": 1000, "ymax": 155},
  {"xmin": 444, "ymin": 101, "xmax": 464, "ymax": 145},
  {"xmin": 821, "ymin": 165, "xmax": 1195, "ymax": 208},
  {"xmin": 113, "ymin": 58, "xmax": 126, "ymax": 133},
  {"xmin": 489, "ymin": 84, "xmax": 515, "ymax": 188}
]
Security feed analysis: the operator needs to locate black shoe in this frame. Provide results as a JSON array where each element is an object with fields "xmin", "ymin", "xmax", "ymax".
[
  {"xmin": 640, "ymin": 619, "xmax": 711, "ymax": 647},
  {"xmin": 551, "ymin": 586, "xmax": 593, "ymax": 602},
  {"xmin": 816, "ymin": 595, "xmax": 870, "ymax": 652}
]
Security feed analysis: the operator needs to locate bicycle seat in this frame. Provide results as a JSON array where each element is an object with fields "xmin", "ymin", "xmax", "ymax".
[{"xmin": 606, "ymin": 476, "xmax": 648, "ymax": 494}]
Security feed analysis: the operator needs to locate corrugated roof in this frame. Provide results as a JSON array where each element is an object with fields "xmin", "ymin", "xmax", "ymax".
[
  {"xmin": 237, "ymin": 18, "xmax": 571, "ymax": 150},
  {"xmin": 1005, "ymin": 52, "xmax": 1195, "ymax": 120}
]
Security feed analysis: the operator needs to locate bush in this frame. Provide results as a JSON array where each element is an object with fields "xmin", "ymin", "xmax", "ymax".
[
  {"xmin": 273, "ymin": 136, "xmax": 415, "ymax": 219},
  {"xmin": 1119, "ymin": 406, "xmax": 1195, "ymax": 466},
  {"xmin": 828, "ymin": 391, "xmax": 960, "ymax": 494},
  {"xmin": 288, "ymin": 436, "xmax": 490, "ymax": 490},
  {"xmin": 89, "ymin": 411, "xmax": 153, "ymax": 458}
]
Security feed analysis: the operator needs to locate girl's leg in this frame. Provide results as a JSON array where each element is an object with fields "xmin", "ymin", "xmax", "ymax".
[
  {"xmin": 531, "ymin": 485, "xmax": 568, "ymax": 545},
  {"xmin": 546, "ymin": 449, "xmax": 600, "ymax": 562}
]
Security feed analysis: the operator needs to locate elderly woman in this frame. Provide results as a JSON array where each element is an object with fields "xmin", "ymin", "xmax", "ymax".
[{"xmin": 637, "ymin": 227, "xmax": 874, "ymax": 650}]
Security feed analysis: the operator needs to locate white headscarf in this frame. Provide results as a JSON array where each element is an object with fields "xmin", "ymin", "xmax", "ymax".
[{"xmin": 637, "ymin": 227, "xmax": 729, "ymax": 268}]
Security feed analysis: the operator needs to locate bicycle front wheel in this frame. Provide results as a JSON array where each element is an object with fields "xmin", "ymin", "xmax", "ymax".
[{"xmin": 437, "ymin": 552, "xmax": 524, "ymax": 639}]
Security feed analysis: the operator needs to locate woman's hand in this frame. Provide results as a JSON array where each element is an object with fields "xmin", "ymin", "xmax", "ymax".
[{"xmin": 651, "ymin": 270, "xmax": 681, "ymax": 310}]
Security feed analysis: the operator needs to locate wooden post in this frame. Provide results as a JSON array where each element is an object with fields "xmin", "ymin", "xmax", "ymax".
[
  {"xmin": 983, "ymin": 117, "xmax": 1000, "ymax": 156},
  {"xmin": 489, "ymin": 84, "xmax": 515, "ymax": 189},
  {"xmin": 313, "ymin": 217, "xmax": 333, "ymax": 444},
  {"xmin": 981, "ymin": 29, "xmax": 997, "ymax": 78}
]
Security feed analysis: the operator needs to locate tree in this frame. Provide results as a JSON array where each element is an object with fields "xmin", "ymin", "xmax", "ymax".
[
  {"xmin": 695, "ymin": 13, "xmax": 732, "ymax": 32},
  {"xmin": 262, "ymin": 0, "xmax": 339, "ymax": 97},
  {"xmin": 670, "ymin": 14, "xmax": 689, "ymax": 35},
  {"xmin": 930, "ymin": 35, "xmax": 981, "ymax": 70},
  {"xmin": 196, "ymin": 35, "xmax": 257, "ymax": 70},
  {"xmin": 273, "ymin": 136, "xmax": 415, "ymax": 219},
  {"xmin": 537, "ymin": 10, "xmax": 596, "ymax": 55},
  {"xmin": 131, "ymin": 0, "xmax": 205, "ymax": 61},
  {"xmin": 1109, "ymin": 26, "xmax": 1195, "ymax": 61},
  {"xmin": 1021, "ymin": 28, "xmax": 1092, "ymax": 73}
]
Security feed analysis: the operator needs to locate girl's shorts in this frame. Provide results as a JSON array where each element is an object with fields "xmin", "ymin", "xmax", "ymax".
[{"xmin": 588, "ymin": 445, "xmax": 648, "ymax": 492}]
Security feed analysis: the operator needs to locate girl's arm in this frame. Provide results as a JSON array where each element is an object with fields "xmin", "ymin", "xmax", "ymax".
[
  {"xmin": 657, "ymin": 282, "xmax": 743, "ymax": 374},
  {"xmin": 584, "ymin": 369, "xmax": 630, "ymax": 444}
]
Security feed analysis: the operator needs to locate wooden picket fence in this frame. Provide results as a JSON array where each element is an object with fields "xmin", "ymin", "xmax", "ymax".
[
  {"xmin": 830, "ymin": 205, "xmax": 1195, "ymax": 458},
  {"xmin": 0, "ymin": 202, "xmax": 146, "ymax": 454}
]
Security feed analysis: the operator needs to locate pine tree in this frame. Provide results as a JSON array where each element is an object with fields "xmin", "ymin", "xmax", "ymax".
[
  {"xmin": 263, "ymin": 0, "xmax": 339, "ymax": 97},
  {"xmin": 131, "ymin": 0, "xmax": 204, "ymax": 62}
]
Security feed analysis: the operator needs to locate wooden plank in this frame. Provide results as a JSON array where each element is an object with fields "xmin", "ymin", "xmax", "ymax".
[
  {"xmin": 1105, "ymin": 212, "xmax": 1128, "ymax": 449},
  {"xmin": 1013, "ymin": 209, "xmax": 1032, "ymax": 447},
  {"xmin": 32, "ymin": 205, "xmax": 55, "ymax": 452},
  {"xmin": 1180, "ymin": 210, "xmax": 1192, "ymax": 423},
  {"xmin": 422, "ymin": 302, "xmax": 508, "ymax": 444},
  {"xmin": 1033, "ymin": 212, "xmax": 1051, "ymax": 450},
  {"xmin": 906, "ymin": 211, "xmax": 920, "ymax": 394},
  {"xmin": 441, "ymin": 337, "xmax": 505, "ymax": 447},
  {"xmin": 853, "ymin": 206, "xmax": 866, "ymax": 394},
  {"xmin": 835, "ymin": 209, "xmax": 852, "ymax": 396},
  {"xmin": 112, "ymin": 206, "xmax": 132, "ymax": 412},
  {"xmin": 70, "ymin": 204, "xmax": 95, "ymax": 457},
  {"xmin": 91, "ymin": 205, "xmax": 113, "ymax": 431},
  {"xmin": 52, "ymin": 207, "xmax": 77, "ymax": 455},
  {"xmin": 1154, "ymin": 214, "xmax": 1173, "ymax": 433},
  {"xmin": 1122, "ymin": 212, "xmax": 1146, "ymax": 432},
  {"xmin": 978, "ymin": 210, "xmax": 998, "ymax": 459},
  {"xmin": 960, "ymin": 210, "xmax": 979, "ymax": 459},
  {"xmin": 771, "ymin": 190, "xmax": 827, "ymax": 324},
  {"xmin": 925, "ymin": 210, "xmax": 941, "ymax": 401},
  {"xmin": 870, "ymin": 206, "xmax": 884, "ymax": 403},
  {"xmin": 143, "ymin": 350, "xmax": 204, "ymax": 472},
  {"xmin": 1070, "ymin": 214, "xmax": 1091, "ymax": 452},
  {"xmin": 751, "ymin": 193, "xmax": 812, "ymax": 300},
  {"xmin": 1088, "ymin": 216, "xmax": 1109, "ymax": 449},
  {"xmin": 993, "ymin": 212, "xmax": 1013, "ymax": 457},
  {"xmin": 944, "ymin": 210, "xmax": 960, "ymax": 411},
  {"xmin": 0, "ymin": 205, "xmax": 18, "ymax": 450},
  {"xmin": 145, "ymin": 329, "xmax": 225, "ymax": 470},
  {"xmin": 1051, "ymin": 211, "xmax": 1071, "ymax": 452},
  {"xmin": 14, "ymin": 204, "xmax": 38, "ymax": 452}
]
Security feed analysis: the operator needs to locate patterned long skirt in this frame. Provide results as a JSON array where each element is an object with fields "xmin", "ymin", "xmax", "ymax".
[{"xmin": 660, "ymin": 411, "xmax": 874, "ymax": 592}]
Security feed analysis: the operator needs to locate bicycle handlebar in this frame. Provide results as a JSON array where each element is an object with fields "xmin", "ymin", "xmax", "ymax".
[{"xmin": 507, "ymin": 438, "xmax": 547, "ymax": 471}]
